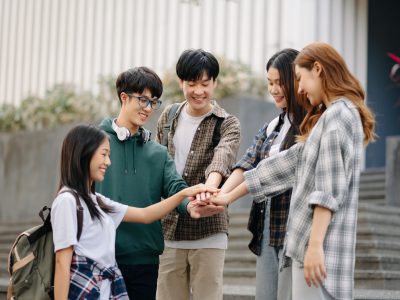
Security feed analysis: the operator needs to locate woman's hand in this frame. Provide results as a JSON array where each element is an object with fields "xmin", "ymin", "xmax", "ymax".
[
  {"xmin": 303, "ymin": 243, "xmax": 327, "ymax": 287},
  {"xmin": 209, "ymin": 192, "xmax": 232, "ymax": 206},
  {"xmin": 180, "ymin": 184, "xmax": 219, "ymax": 200}
]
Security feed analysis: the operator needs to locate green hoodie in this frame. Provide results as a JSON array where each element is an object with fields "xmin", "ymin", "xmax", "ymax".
[{"xmin": 96, "ymin": 117, "xmax": 188, "ymax": 265}]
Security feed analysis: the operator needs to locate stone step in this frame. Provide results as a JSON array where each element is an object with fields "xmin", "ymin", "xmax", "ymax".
[
  {"xmin": 355, "ymin": 270, "xmax": 400, "ymax": 290},
  {"xmin": 229, "ymin": 210, "xmax": 400, "ymax": 229},
  {"xmin": 359, "ymin": 189, "xmax": 385, "ymax": 199},
  {"xmin": 229, "ymin": 203, "xmax": 400, "ymax": 223},
  {"xmin": 224, "ymin": 267, "xmax": 400, "ymax": 291},
  {"xmin": 360, "ymin": 174, "xmax": 386, "ymax": 183},
  {"xmin": 0, "ymin": 244, "xmax": 12, "ymax": 255},
  {"xmin": 359, "ymin": 180, "xmax": 386, "ymax": 191},
  {"xmin": 360, "ymin": 168, "xmax": 385, "ymax": 179},
  {"xmin": 222, "ymin": 284, "xmax": 400, "ymax": 300},
  {"xmin": 225, "ymin": 253, "xmax": 256, "ymax": 268},
  {"xmin": 228, "ymin": 221, "xmax": 400, "ymax": 241},
  {"xmin": 227, "ymin": 240, "xmax": 250, "ymax": 251},
  {"xmin": 356, "ymin": 254, "xmax": 400, "ymax": 271},
  {"xmin": 225, "ymin": 253, "xmax": 400, "ymax": 272},
  {"xmin": 357, "ymin": 225, "xmax": 400, "ymax": 241},
  {"xmin": 229, "ymin": 225, "xmax": 400, "ymax": 243},
  {"xmin": 226, "ymin": 240, "xmax": 400, "ymax": 257},
  {"xmin": 0, "ymin": 232, "xmax": 23, "ymax": 244},
  {"xmin": 356, "ymin": 240, "xmax": 400, "ymax": 256},
  {"xmin": 0, "ymin": 222, "xmax": 39, "ymax": 233},
  {"xmin": 359, "ymin": 199, "xmax": 387, "ymax": 205},
  {"xmin": 357, "ymin": 213, "xmax": 400, "ymax": 227},
  {"xmin": 358, "ymin": 203, "xmax": 400, "ymax": 216}
]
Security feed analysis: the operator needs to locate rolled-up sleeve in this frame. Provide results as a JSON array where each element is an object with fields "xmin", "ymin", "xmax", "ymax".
[
  {"xmin": 244, "ymin": 143, "xmax": 302, "ymax": 202},
  {"xmin": 308, "ymin": 130, "xmax": 347, "ymax": 212},
  {"xmin": 205, "ymin": 115, "xmax": 241, "ymax": 179}
]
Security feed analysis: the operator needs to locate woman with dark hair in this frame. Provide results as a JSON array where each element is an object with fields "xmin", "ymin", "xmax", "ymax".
[
  {"xmin": 219, "ymin": 48, "xmax": 308, "ymax": 300},
  {"xmin": 52, "ymin": 124, "xmax": 217, "ymax": 300},
  {"xmin": 210, "ymin": 42, "xmax": 375, "ymax": 300}
]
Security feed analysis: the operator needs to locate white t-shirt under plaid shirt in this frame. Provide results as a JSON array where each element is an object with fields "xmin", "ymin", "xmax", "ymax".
[{"xmin": 244, "ymin": 98, "xmax": 363, "ymax": 300}]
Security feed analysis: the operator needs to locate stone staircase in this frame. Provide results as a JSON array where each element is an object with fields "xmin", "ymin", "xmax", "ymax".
[
  {"xmin": 0, "ymin": 221, "xmax": 40, "ymax": 278},
  {"xmin": 223, "ymin": 168, "xmax": 400, "ymax": 299}
]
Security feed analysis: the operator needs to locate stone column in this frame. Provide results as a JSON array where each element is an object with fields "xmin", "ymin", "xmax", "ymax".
[{"xmin": 386, "ymin": 136, "xmax": 400, "ymax": 206}]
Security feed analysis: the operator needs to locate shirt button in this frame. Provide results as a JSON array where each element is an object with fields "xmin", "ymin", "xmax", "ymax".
[
  {"xmin": 190, "ymin": 150, "xmax": 194, "ymax": 154},
  {"xmin": 197, "ymin": 127, "xmax": 201, "ymax": 131},
  {"xmin": 184, "ymin": 173, "xmax": 188, "ymax": 176}
]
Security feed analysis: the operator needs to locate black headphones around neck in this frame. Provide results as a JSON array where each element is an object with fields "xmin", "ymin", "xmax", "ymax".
[{"xmin": 111, "ymin": 119, "xmax": 151, "ymax": 144}]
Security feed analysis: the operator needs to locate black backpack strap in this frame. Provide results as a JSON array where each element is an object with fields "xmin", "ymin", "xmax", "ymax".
[
  {"xmin": 212, "ymin": 117, "xmax": 224, "ymax": 148},
  {"xmin": 59, "ymin": 190, "xmax": 84, "ymax": 241},
  {"xmin": 161, "ymin": 103, "xmax": 180, "ymax": 146}
]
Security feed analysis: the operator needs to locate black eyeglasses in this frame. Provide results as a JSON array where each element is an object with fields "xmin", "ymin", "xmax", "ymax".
[{"xmin": 128, "ymin": 94, "xmax": 162, "ymax": 110}]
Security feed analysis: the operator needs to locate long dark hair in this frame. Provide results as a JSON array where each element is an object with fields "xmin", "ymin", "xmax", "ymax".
[
  {"xmin": 58, "ymin": 124, "xmax": 114, "ymax": 221},
  {"xmin": 266, "ymin": 48, "xmax": 309, "ymax": 148}
]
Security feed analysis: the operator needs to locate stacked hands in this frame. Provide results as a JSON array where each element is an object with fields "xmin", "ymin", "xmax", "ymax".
[{"xmin": 181, "ymin": 184, "xmax": 232, "ymax": 219}]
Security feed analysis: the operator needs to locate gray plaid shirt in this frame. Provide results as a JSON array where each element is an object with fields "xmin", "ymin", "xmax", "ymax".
[{"xmin": 244, "ymin": 99, "xmax": 363, "ymax": 300}]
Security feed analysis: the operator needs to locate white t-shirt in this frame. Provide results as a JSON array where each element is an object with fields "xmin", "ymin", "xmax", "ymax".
[
  {"xmin": 51, "ymin": 188, "xmax": 128, "ymax": 299},
  {"xmin": 173, "ymin": 105, "xmax": 209, "ymax": 175},
  {"xmin": 168, "ymin": 104, "xmax": 227, "ymax": 250},
  {"xmin": 269, "ymin": 113, "xmax": 291, "ymax": 157}
]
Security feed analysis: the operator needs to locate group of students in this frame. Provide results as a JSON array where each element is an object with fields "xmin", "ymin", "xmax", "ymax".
[{"xmin": 51, "ymin": 42, "xmax": 375, "ymax": 300}]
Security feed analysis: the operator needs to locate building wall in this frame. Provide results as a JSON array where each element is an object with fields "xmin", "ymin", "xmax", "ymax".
[
  {"xmin": 0, "ymin": 0, "xmax": 368, "ymax": 106},
  {"xmin": 366, "ymin": 0, "xmax": 400, "ymax": 168}
]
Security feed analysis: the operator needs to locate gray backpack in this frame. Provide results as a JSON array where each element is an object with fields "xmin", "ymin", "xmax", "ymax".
[{"xmin": 7, "ymin": 191, "xmax": 83, "ymax": 300}]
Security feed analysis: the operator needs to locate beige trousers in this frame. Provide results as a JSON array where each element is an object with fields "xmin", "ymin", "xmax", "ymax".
[{"xmin": 156, "ymin": 247, "xmax": 225, "ymax": 300}]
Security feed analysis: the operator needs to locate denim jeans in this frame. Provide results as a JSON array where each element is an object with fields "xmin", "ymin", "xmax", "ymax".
[{"xmin": 255, "ymin": 201, "xmax": 291, "ymax": 300}]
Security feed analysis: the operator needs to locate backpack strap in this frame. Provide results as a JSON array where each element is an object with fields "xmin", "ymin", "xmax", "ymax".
[
  {"xmin": 212, "ymin": 117, "xmax": 224, "ymax": 148},
  {"xmin": 161, "ymin": 103, "xmax": 180, "ymax": 147},
  {"xmin": 59, "ymin": 190, "xmax": 84, "ymax": 241},
  {"xmin": 162, "ymin": 103, "xmax": 224, "ymax": 149}
]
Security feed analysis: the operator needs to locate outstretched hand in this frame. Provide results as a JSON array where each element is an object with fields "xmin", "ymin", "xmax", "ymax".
[
  {"xmin": 181, "ymin": 183, "xmax": 219, "ymax": 199},
  {"xmin": 187, "ymin": 200, "xmax": 225, "ymax": 218},
  {"xmin": 190, "ymin": 191, "xmax": 232, "ymax": 206}
]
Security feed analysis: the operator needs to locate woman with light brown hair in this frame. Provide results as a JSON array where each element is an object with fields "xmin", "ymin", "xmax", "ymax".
[{"xmin": 209, "ymin": 42, "xmax": 375, "ymax": 300}]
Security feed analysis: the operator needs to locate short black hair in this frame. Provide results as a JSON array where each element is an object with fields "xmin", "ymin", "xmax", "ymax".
[
  {"xmin": 116, "ymin": 67, "xmax": 163, "ymax": 104},
  {"xmin": 176, "ymin": 49, "xmax": 219, "ymax": 82}
]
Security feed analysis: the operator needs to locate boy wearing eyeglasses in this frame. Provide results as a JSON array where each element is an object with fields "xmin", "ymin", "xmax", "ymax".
[
  {"xmin": 96, "ymin": 67, "xmax": 224, "ymax": 300},
  {"xmin": 155, "ymin": 49, "xmax": 241, "ymax": 300}
]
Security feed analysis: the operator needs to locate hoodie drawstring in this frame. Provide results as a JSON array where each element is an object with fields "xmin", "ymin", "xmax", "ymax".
[
  {"xmin": 133, "ymin": 140, "xmax": 137, "ymax": 174},
  {"xmin": 124, "ymin": 143, "xmax": 128, "ymax": 174}
]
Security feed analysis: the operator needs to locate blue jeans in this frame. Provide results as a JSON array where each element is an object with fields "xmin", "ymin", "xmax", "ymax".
[{"xmin": 255, "ymin": 201, "xmax": 291, "ymax": 300}]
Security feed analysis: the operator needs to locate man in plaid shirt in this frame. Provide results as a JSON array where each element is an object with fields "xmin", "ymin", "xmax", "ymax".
[{"xmin": 155, "ymin": 49, "xmax": 240, "ymax": 300}]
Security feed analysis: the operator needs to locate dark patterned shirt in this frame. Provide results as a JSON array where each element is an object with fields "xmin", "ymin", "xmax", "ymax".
[{"xmin": 234, "ymin": 112, "xmax": 292, "ymax": 248}]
